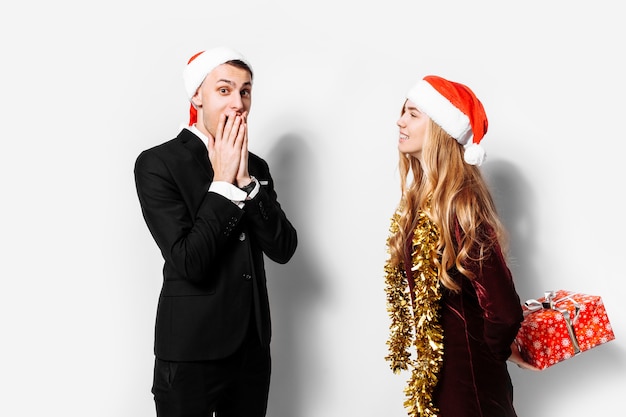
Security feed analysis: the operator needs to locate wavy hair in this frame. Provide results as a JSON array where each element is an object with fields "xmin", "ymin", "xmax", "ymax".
[{"xmin": 387, "ymin": 116, "xmax": 508, "ymax": 292}]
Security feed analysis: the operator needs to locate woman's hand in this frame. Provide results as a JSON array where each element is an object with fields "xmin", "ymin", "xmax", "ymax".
[{"xmin": 508, "ymin": 342, "xmax": 541, "ymax": 371}]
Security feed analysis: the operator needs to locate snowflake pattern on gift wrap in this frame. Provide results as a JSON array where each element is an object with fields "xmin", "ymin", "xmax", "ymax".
[{"xmin": 516, "ymin": 290, "xmax": 616, "ymax": 370}]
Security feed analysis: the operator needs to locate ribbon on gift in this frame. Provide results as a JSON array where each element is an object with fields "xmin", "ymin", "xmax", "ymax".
[{"xmin": 523, "ymin": 290, "xmax": 581, "ymax": 355}]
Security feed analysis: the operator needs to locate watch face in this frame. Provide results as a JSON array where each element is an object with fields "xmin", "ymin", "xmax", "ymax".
[{"xmin": 241, "ymin": 181, "xmax": 255, "ymax": 194}]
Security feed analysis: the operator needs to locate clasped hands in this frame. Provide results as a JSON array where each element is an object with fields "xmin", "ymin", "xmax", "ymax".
[{"xmin": 208, "ymin": 112, "xmax": 251, "ymax": 187}]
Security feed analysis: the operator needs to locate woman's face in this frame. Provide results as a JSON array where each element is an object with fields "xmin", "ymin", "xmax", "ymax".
[{"xmin": 397, "ymin": 99, "xmax": 430, "ymax": 161}]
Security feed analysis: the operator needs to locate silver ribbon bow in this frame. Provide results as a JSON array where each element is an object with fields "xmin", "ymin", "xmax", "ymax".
[{"xmin": 524, "ymin": 291, "xmax": 581, "ymax": 355}]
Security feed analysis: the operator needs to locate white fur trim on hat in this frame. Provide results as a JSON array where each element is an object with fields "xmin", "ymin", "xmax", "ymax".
[
  {"xmin": 463, "ymin": 142, "xmax": 486, "ymax": 166},
  {"xmin": 182, "ymin": 46, "xmax": 251, "ymax": 100},
  {"xmin": 406, "ymin": 80, "xmax": 474, "ymax": 146}
]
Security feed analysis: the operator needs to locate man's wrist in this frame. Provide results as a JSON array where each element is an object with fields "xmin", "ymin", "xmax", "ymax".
[{"xmin": 238, "ymin": 177, "xmax": 257, "ymax": 195}]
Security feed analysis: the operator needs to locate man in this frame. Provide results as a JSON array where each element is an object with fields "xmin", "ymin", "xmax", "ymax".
[{"xmin": 134, "ymin": 46, "xmax": 298, "ymax": 416}]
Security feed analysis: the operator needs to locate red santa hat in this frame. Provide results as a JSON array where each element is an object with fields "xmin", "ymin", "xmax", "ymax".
[
  {"xmin": 406, "ymin": 75, "xmax": 488, "ymax": 166},
  {"xmin": 182, "ymin": 46, "xmax": 252, "ymax": 126}
]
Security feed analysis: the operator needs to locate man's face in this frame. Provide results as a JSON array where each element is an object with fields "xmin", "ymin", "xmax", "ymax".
[{"xmin": 191, "ymin": 63, "xmax": 252, "ymax": 138}]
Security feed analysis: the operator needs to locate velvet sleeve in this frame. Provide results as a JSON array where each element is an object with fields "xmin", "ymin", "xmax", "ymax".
[{"xmin": 468, "ymin": 241, "xmax": 524, "ymax": 361}]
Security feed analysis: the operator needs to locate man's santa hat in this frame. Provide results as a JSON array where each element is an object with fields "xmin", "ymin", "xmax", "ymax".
[
  {"xmin": 407, "ymin": 75, "xmax": 488, "ymax": 166},
  {"xmin": 182, "ymin": 46, "xmax": 252, "ymax": 126}
]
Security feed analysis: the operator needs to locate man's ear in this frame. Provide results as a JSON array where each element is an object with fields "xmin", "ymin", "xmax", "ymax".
[{"xmin": 191, "ymin": 90, "xmax": 202, "ymax": 108}]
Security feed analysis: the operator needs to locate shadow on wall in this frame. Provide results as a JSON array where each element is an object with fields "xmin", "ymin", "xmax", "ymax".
[
  {"xmin": 262, "ymin": 133, "xmax": 325, "ymax": 417},
  {"xmin": 484, "ymin": 158, "xmax": 625, "ymax": 413},
  {"xmin": 508, "ymin": 326, "xmax": 623, "ymax": 415},
  {"xmin": 482, "ymin": 158, "xmax": 540, "ymax": 298}
]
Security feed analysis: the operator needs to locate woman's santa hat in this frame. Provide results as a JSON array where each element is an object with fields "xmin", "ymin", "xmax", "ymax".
[
  {"xmin": 182, "ymin": 46, "xmax": 252, "ymax": 126},
  {"xmin": 407, "ymin": 75, "xmax": 488, "ymax": 166}
]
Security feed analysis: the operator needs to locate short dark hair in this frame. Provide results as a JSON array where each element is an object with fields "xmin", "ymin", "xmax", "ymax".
[{"xmin": 225, "ymin": 59, "xmax": 253, "ymax": 80}]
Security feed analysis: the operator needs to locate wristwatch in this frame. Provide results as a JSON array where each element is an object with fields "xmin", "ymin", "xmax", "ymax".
[{"xmin": 239, "ymin": 177, "xmax": 256, "ymax": 195}]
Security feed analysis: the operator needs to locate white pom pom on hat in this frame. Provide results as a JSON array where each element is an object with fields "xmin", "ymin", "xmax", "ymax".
[
  {"xmin": 406, "ymin": 75, "xmax": 488, "ymax": 166},
  {"xmin": 182, "ymin": 46, "xmax": 252, "ymax": 126}
]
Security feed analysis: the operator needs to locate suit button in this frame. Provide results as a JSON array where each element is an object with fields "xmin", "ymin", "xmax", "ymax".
[
  {"xmin": 243, "ymin": 273, "xmax": 252, "ymax": 281},
  {"xmin": 239, "ymin": 232, "xmax": 246, "ymax": 241}
]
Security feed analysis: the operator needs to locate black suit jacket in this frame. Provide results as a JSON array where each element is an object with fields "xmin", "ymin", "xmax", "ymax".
[{"xmin": 134, "ymin": 128, "xmax": 297, "ymax": 361}]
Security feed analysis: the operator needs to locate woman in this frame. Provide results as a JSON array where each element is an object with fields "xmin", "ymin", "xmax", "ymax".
[{"xmin": 383, "ymin": 75, "xmax": 535, "ymax": 417}]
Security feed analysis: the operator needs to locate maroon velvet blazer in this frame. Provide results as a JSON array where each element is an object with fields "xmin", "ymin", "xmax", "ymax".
[{"xmin": 433, "ymin": 240, "xmax": 523, "ymax": 417}]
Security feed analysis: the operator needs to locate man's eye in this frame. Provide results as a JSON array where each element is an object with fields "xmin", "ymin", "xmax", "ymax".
[
  {"xmin": 241, "ymin": 90, "xmax": 251, "ymax": 97},
  {"xmin": 219, "ymin": 88, "xmax": 229, "ymax": 94}
]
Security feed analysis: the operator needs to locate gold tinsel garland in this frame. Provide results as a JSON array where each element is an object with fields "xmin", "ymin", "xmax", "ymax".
[{"xmin": 384, "ymin": 209, "xmax": 444, "ymax": 417}]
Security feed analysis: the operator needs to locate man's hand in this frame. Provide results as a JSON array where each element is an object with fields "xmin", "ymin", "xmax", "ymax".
[
  {"xmin": 236, "ymin": 112, "xmax": 251, "ymax": 187},
  {"xmin": 208, "ymin": 113, "xmax": 247, "ymax": 184}
]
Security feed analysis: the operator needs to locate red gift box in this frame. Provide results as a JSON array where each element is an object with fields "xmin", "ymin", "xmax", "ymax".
[{"xmin": 515, "ymin": 290, "xmax": 615, "ymax": 370}]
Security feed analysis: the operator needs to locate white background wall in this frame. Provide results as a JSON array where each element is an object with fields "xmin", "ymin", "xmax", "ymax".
[{"xmin": 2, "ymin": 1, "xmax": 624, "ymax": 416}]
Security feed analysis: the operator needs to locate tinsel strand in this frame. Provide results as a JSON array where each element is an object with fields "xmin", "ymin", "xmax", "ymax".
[{"xmin": 384, "ymin": 209, "xmax": 444, "ymax": 417}]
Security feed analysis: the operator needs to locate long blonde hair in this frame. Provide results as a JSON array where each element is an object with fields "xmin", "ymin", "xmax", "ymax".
[{"xmin": 387, "ymin": 117, "xmax": 508, "ymax": 292}]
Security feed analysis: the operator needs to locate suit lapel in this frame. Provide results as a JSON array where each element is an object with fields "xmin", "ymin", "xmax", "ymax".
[{"xmin": 179, "ymin": 128, "xmax": 213, "ymax": 178}]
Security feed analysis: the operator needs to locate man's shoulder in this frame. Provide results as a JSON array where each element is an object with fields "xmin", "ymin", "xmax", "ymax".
[
  {"xmin": 138, "ymin": 129, "xmax": 201, "ymax": 159},
  {"xmin": 135, "ymin": 130, "xmax": 193, "ymax": 172},
  {"xmin": 140, "ymin": 130, "xmax": 191, "ymax": 154}
]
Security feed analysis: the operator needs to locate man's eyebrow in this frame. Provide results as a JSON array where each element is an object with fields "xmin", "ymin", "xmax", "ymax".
[{"xmin": 216, "ymin": 79, "xmax": 252, "ymax": 88}]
